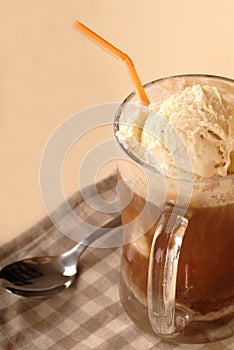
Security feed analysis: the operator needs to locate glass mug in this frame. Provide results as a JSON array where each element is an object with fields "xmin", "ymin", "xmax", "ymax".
[{"xmin": 114, "ymin": 75, "xmax": 234, "ymax": 343}]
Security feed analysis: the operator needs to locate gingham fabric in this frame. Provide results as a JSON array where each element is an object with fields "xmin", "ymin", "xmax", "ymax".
[{"xmin": 0, "ymin": 174, "xmax": 233, "ymax": 350}]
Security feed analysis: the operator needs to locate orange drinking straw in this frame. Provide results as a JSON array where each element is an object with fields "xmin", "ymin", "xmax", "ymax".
[{"xmin": 74, "ymin": 21, "xmax": 150, "ymax": 106}]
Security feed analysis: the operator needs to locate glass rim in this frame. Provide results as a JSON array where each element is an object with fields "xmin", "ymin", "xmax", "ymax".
[{"xmin": 114, "ymin": 73, "xmax": 234, "ymax": 184}]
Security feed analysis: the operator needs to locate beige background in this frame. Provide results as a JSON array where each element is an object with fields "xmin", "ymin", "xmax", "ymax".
[{"xmin": 1, "ymin": 0, "xmax": 234, "ymax": 244}]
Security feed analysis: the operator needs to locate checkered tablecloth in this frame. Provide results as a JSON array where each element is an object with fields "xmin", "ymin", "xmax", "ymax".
[{"xmin": 0, "ymin": 174, "xmax": 233, "ymax": 350}]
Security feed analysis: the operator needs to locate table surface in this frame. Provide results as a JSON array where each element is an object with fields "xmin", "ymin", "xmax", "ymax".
[{"xmin": 1, "ymin": 0, "xmax": 234, "ymax": 244}]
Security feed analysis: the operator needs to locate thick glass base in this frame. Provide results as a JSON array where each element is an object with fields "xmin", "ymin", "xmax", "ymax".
[{"xmin": 119, "ymin": 272, "xmax": 234, "ymax": 344}]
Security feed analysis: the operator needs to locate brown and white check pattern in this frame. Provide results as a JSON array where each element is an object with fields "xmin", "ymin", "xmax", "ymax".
[{"xmin": 0, "ymin": 174, "xmax": 233, "ymax": 350}]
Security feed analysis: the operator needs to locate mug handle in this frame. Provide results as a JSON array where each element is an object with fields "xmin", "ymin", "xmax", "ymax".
[{"xmin": 148, "ymin": 204, "xmax": 190, "ymax": 337}]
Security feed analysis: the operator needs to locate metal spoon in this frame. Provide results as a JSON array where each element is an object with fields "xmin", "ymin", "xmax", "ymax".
[{"xmin": 0, "ymin": 215, "xmax": 121, "ymax": 298}]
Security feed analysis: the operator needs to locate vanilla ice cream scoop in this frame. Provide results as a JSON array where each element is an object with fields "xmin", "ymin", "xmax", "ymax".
[{"xmin": 117, "ymin": 84, "xmax": 234, "ymax": 178}]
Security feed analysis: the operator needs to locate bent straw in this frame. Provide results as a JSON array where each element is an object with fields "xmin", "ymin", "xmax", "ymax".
[{"xmin": 74, "ymin": 21, "xmax": 150, "ymax": 105}]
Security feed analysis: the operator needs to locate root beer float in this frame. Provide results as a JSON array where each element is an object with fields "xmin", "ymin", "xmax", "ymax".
[
  {"xmin": 115, "ymin": 75, "xmax": 234, "ymax": 343},
  {"xmin": 74, "ymin": 22, "xmax": 234, "ymax": 343}
]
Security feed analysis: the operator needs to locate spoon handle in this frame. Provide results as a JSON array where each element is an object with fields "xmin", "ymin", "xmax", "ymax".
[{"xmin": 74, "ymin": 214, "xmax": 122, "ymax": 256}]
